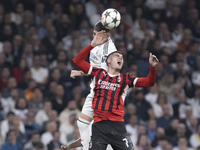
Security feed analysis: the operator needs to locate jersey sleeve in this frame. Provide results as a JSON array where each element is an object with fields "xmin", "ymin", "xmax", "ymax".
[
  {"xmin": 127, "ymin": 66, "xmax": 156, "ymax": 88},
  {"xmin": 127, "ymin": 73, "xmax": 137, "ymax": 87},
  {"xmin": 87, "ymin": 65, "xmax": 100, "ymax": 77}
]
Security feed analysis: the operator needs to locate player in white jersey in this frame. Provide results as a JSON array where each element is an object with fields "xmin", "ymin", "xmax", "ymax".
[{"xmin": 61, "ymin": 21, "xmax": 117, "ymax": 150}]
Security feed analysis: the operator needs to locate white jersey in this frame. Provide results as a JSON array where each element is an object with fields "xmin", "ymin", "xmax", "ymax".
[{"xmin": 89, "ymin": 37, "xmax": 117, "ymax": 91}]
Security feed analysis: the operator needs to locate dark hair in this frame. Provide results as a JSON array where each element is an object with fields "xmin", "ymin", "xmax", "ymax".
[
  {"xmin": 15, "ymin": 98, "xmax": 28, "ymax": 109},
  {"xmin": 94, "ymin": 20, "xmax": 110, "ymax": 33},
  {"xmin": 34, "ymin": 142, "xmax": 44, "ymax": 148},
  {"xmin": 136, "ymin": 134, "xmax": 147, "ymax": 146},
  {"xmin": 106, "ymin": 51, "xmax": 123, "ymax": 66},
  {"xmin": 7, "ymin": 111, "xmax": 15, "ymax": 117},
  {"xmin": 6, "ymin": 129, "xmax": 16, "ymax": 140}
]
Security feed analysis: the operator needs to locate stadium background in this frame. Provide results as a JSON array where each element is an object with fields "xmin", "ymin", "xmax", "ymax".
[{"xmin": 0, "ymin": 0, "xmax": 200, "ymax": 150}]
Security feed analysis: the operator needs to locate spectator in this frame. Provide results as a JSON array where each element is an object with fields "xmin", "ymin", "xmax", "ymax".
[
  {"xmin": 42, "ymin": 26, "xmax": 57, "ymax": 62},
  {"xmin": 157, "ymin": 104, "xmax": 173, "ymax": 129},
  {"xmin": 1, "ymin": 112, "xmax": 25, "ymax": 140},
  {"xmin": 34, "ymin": 142, "xmax": 44, "ymax": 150},
  {"xmin": 165, "ymin": 119, "xmax": 179, "ymax": 137},
  {"xmin": 151, "ymin": 127, "xmax": 165, "ymax": 147},
  {"xmin": 13, "ymin": 58, "xmax": 27, "ymax": 82},
  {"xmin": 2, "ymin": 88, "xmax": 19, "ymax": 115},
  {"xmin": 12, "ymin": 120, "xmax": 28, "ymax": 148},
  {"xmin": 173, "ymin": 137, "xmax": 193, "ymax": 150},
  {"xmin": 13, "ymin": 98, "xmax": 28, "ymax": 122},
  {"xmin": 2, "ymin": 77, "xmax": 24, "ymax": 98},
  {"xmin": 192, "ymin": 88, "xmax": 200, "ymax": 118},
  {"xmin": 43, "ymin": 110, "xmax": 60, "ymax": 131},
  {"xmin": 11, "ymin": 3, "xmax": 24, "ymax": 25},
  {"xmin": 23, "ymin": 133, "xmax": 40, "ymax": 150},
  {"xmin": 18, "ymin": 70, "xmax": 32, "ymax": 90},
  {"xmin": 145, "ymin": 84, "xmax": 159, "ymax": 106},
  {"xmin": 192, "ymin": 55, "xmax": 200, "ymax": 88},
  {"xmin": 30, "ymin": 34, "xmax": 46, "ymax": 53},
  {"xmin": 18, "ymin": 10, "xmax": 33, "ymax": 36},
  {"xmin": 172, "ymin": 92, "xmax": 190, "ymax": 119},
  {"xmin": 59, "ymin": 110, "xmax": 77, "ymax": 139},
  {"xmin": 47, "ymin": 131, "xmax": 62, "ymax": 150},
  {"xmin": 31, "ymin": 55, "xmax": 49, "ymax": 85},
  {"xmin": 152, "ymin": 92, "xmax": 173, "ymax": 118},
  {"xmin": 51, "ymin": 84, "xmax": 68, "ymax": 114},
  {"xmin": 132, "ymin": 89, "xmax": 154, "ymax": 123},
  {"xmin": 1, "ymin": 130, "xmax": 21, "ymax": 150},
  {"xmin": 147, "ymin": 119, "xmax": 157, "ymax": 142},
  {"xmin": 41, "ymin": 121, "xmax": 57, "ymax": 147},
  {"xmin": 167, "ymin": 83, "xmax": 182, "ymax": 105},
  {"xmin": 21, "ymin": 44, "xmax": 33, "ymax": 68},
  {"xmin": 171, "ymin": 123, "xmax": 189, "ymax": 146},
  {"xmin": 124, "ymin": 103, "xmax": 136, "ymax": 124},
  {"xmin": 33, "ymin": 3, "xmax": 46, "ymax": 27},
  {"xmin": 135, "ymin": 134, "xmax": 150, "ymax": 150},
  {"xmin": 28, "ymin": 88, "xmax": 43, "ymax": 114},
  {"xmin": 178, "ymin": 28, "xmax": 193, "ymax": 54},
  {"xmin": 24, "ymin": 111, "xmax": 42, "ymax": 139},
  {"xmin": 126, "ymin": 115, "xmax": 138, "ymax": 144},
  {"xmin": 190, "ymin": 124, "xmax": 200, "ymax": 148},
  {"xmin": 35, "ymin": 101, "xmax": 51, "ymax": 125},
  {"xmin": 154, "ymin": 136, "xmax": 168, "ymax": 150},
  {"xmin": 24, "ymin": 80, "xmax": 37, "ymax": 101},
  {"xmin": 59, "ymin": 100, "xmax": 80, "ymax": 124}
]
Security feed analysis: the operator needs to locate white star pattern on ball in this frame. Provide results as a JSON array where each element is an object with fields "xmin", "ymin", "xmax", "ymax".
[{"xmin": 101, "ymin": 8, "xmax": 121, "ymax": 29}]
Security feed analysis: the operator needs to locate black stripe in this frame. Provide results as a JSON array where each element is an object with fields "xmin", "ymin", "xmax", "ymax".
[
  {"xmin": 94, "ymin": 69, "xmax": 104, "ymax": 98},
  {"xmin": 78, "ymin": 119, "xmax": 90, "ymax": 125},
  {"xmin": 101, "ymin": 76, "xmax": 113, "ymax": 110},
  {"xmin": 116, "ymin": 74, "xmax": 126, "ymax": 109},
  {"xmin": 128, "ymin": 74, "xmax": 135, "ymax": 87},
  {"xmin": 93, "ymin": 68, "xmax": 99, "ymax": 73},
  {"xmin": 95, "ymin": 71, "xmax": 108, "ymax": 109},
  {"xmin": 108, "ymin": 76, "xmax": 118, "ymax": 112}
]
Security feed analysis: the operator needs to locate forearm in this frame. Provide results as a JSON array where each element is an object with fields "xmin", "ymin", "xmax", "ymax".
[
  {"xmin": 72, "ymin": 44, "xmax": 94, "ymax": 73},
  {"xmin": 135, "ymin": 66, "xmax": 156, "ymax": 87},
  {"xmin": 68, "ymin": 138, "xmax": 82, "ymax": 149}
]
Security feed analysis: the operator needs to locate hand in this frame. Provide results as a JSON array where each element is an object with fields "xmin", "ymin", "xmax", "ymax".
[
  {"xmin": 149, "ymin": 53, "xmax": 159, "ymax": 67},
  {"xmin": 70, "ymin": 70, "xmax": 83, "ymax": 79},
  {"xmin": 91, "ymin": 30, "xmax": 108, "ymax": 47},
  {"xmin": 60, "ymin": 145, "xmax": 70, "ymax": 150}
]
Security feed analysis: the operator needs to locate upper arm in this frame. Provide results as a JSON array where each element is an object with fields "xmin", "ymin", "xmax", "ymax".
[{"xmin": 127, "ymin": 73, "xmax": 138, "ymax": 87}]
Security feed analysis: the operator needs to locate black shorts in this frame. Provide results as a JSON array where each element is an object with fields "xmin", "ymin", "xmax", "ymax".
[{"xmin": 89, "ymin": 120, "xmax": 134, "ymax": 150}]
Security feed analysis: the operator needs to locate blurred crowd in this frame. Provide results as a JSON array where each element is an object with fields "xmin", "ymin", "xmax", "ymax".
[{"xmin": 0, "ymin": 0, "xmax": 200, "ymax": 150}]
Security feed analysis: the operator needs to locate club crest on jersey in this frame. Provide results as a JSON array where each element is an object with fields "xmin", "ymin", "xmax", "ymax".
[
  {"xmin": 96, "ymin": 49, "xmax": 100, "ymax": 54},
  {"xmin": 89, "ymin": 141, "xmax": 92, "ymax": 148},
  {"xmin": 117, "ymin": 77, "xmax": 121, "ymax": 82}
]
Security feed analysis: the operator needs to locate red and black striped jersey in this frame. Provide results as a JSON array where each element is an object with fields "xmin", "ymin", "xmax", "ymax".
[{"xmin": 88, "ymin": 66, "xmax": 138, "ymax": 122}]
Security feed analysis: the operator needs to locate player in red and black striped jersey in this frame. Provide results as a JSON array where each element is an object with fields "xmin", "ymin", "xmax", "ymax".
[{"xmin": 68, "ymin": 30, "xmax": 159, "ymax": 150}]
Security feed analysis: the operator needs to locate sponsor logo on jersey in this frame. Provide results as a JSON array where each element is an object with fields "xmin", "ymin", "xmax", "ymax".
[{"xmin": 98, "ymin": 79, "xmax": 120, "ymax": 91}]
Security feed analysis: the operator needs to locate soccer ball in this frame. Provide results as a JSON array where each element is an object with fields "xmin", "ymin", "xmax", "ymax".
[{"xmin": 101, "ymin": 8, "xmax": 121, "ymax": 30}]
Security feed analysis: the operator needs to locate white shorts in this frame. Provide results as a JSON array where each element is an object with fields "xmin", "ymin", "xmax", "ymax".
[{"xmin": 81, "ymin": 92, "xmax": 94, "ymax": 118}]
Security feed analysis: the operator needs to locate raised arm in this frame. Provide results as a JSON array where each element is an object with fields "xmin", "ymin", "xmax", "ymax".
[
  {"xmin": 135, "ymin": 53, "xmax": 159, "ymax": 87},
  {"xmin": 72, "ymin": 31, "xmax": 109, "ymax": 73}
]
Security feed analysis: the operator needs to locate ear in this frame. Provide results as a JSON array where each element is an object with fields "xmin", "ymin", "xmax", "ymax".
[{"xmin": 107, "ymin": 57, "xmax": 111, "ymax": 64}]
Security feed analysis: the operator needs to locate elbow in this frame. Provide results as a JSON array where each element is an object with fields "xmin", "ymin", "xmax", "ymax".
[
  {"xmin": 149, "ymin": 81, "xmax": 155, "ymax": 87},
  {"xmin": 72, "ymin": 58, "xmax": 78, "ymax": 66}
]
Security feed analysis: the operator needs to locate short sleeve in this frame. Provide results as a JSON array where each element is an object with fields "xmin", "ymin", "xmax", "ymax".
[
  {"xmin": 127, "ymin": 73, "xmax": 138, "ymax": 87},
  {"xmin": 88, "ymin": 65, "xmax": 100, "ymax": 77}
]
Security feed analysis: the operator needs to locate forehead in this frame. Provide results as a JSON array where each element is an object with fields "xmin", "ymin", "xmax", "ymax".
[{"xmin": 112, "ymin": 52, "xmax": 123, "ymax": 58}]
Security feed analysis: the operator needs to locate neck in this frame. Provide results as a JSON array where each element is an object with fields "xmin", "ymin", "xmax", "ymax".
[{"xmin": 107, "ymin": 67, "xmax": 120, "ymax": 76}]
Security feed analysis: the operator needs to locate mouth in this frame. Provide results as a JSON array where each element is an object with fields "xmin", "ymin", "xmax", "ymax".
[{"xmin": 117, "ymin": 61, "xmax": 122, "ymax": 65}]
